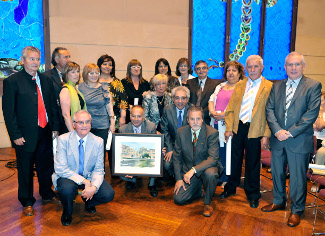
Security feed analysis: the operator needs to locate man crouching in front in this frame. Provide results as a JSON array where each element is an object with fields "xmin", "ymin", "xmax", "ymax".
[
  {"xmin": 173, "ymin": 106, "xmax": 222, "ymax": 216},
  {"xmin": 53, "ymin": 110, "xmax": 115, "ymax": 226}
]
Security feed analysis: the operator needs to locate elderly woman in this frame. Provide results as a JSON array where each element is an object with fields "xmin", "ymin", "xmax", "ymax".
[
  {"xmin": 208, "ymin": 61, "xmax": 245, "ymax": 188},
  {"xmin": 121, "ymin": 59, "xmax": 150, "ymax": 123},
  {"xmin": 154, "ymin": 58, "xmax": 180, "ymax": 92},
  {"xmin": 59, "ymin": 62, "xmax": 87, "ymax": 134},
  {"xmin": 78, "ymin": 63, "xmax": 115, "ymax": 154},
  {"xmin": 143, "ymin": 74, "xmax": 173, "ymax": 133},
  {"xmin": 175, "ymin": 58, "xmax": 195, "ymax": 87},
  {"xmin": 97, "ymin": 55, "xmax": 128, "ymax": 129}
]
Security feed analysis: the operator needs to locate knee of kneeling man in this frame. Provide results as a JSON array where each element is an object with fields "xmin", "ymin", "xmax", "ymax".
[
  {"xmin": 204, "ymin": 168, "xmax": 219, "ymax": 179},
  {"xmin": 103, "ymin": 190, "xmax": 115, "ymax": 203},
  {"xmin": 174, "ymin": 195, "xmax": 186, "ymax": 205}
]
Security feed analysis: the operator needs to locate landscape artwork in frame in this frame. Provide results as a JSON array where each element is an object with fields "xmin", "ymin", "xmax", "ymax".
[{"xmin": 112, "ymin": 134, "xmax": 164, "ymax": 177}]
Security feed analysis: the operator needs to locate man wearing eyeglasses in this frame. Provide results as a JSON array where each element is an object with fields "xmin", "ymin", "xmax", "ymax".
[
  {"xmin": 53, "ymin": 110, "xmax": 115, "ymax": 226},
  {"xmin": 187, "ymin": 60, "xmax": 219, "ymax": 125},
  {"xmin": 262, "ymin": 52, "xmax": 322, "ymax": 227},
  {"xmin": 160, "ymin": 86, "xmax": 191, "ymax": 184}
]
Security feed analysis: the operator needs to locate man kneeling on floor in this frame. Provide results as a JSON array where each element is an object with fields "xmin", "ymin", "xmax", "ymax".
[
  {"xmin": 173, "ymin": 106, "xmax": 223, "ymax": 216},
  {"xmin": 53, "ymin": 110, "xmax": 115, "ymax": 226}
]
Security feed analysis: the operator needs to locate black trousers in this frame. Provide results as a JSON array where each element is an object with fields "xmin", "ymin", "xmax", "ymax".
[
  {"xmin": 224, "ymin": 121, "xmax": 262, "ymax": 201},
  {"xmin": 15, "ymin": 125, "xmax": 55, "ymax": 207}
]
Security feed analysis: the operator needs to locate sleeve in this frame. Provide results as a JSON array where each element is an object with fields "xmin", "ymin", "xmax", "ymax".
[
  {"xmin": 90, "ymin": 138, "xmax": 104, "ymax": 190},
  {"xmin": 224, "ymin": 85, "xmax": 238, "ymax": 132},
  {"xmin": 173, "ymin": 131, "xmax": 184, "ymax": 181},
  {"xmin": 266, "ymin": 84, "xmax": 284, "ymax": 135},
  {"xmin": 160, "ymin": 109, "xmax": 173, "ymax": 152}
]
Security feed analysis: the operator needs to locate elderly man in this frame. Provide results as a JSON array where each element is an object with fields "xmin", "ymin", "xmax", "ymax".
[
  {"xmin": 187, "ymin": 60, "xmax": 219, "ymax": 125},
  {"xmin": 220, "ymin": 55, "xmax": 273, "ymax": 209},
  {"xmin": 53, "ymin": 110, "xmax": 115, "ymax": 226},
  {"xmin": 173, "ymin": 106, "xmax": 222, "ymax": 217},
  {"xmin": 43, "ymin": 47, "xmax": 71, "ymax": 133},
  {"xmin": 2, "ymin": 46, "xmax": 60, "ymax": 216},
  {"xmin": 262, "ymin": 52, "xmax": 322, "ymax": 227},
  {"xmin": 160, "ymin": 86, "xmax": 191, "ymax": 182},
  {"xmin": 119, "ymin": 105, "xmax": 159, "ymax": 196}
]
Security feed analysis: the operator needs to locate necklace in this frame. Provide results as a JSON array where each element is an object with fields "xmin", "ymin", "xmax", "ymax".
[{"xmin": 157, "ymin": 96, "xmax": 164, "ymax": 105}]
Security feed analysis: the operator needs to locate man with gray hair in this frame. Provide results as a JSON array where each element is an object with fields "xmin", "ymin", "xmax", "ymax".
[
  {"xmin": 262, "ymin": 52, "xmax": 322, "ymax": 227},
  {"xmin": 220, "ymin": 55, "xmax": 273, "ymax": 209},
  {"xmin": 2, "ymin": 46, "xmax": 61, "ymax": 216},
  {"xmin": 160, "ymin": 86, "xmax": 191, "ymax": 183}
]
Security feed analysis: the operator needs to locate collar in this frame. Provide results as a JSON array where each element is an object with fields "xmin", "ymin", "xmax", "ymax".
[
  {"xmin": 248, "ymin": 76, "xmax": 262, "ymax": 85},
  {"xmin": 287, "ymin": 76, "xmax": 302, "ymax": 85},
  {"xmin": 76, "ymin": 133, "xmax": 88, "ymax": 144},
  {"xmin": 198, "ymin": 77, "xmax": 207, "ymax": 85},
  {"xmin": 176, "ymin": 107, "xmax": 185, "ymax": 114},
  {"xmin": 191, "ymin": 127, "xmax": 201, "ymax": 135}
]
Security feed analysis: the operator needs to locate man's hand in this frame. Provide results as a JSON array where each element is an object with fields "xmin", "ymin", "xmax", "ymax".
[
  {"xmin": 52, "ymin": 131, "xmax": 59, "ymax": 140},
  {"xmin": 261, "ymin": 136, "xmax": 269, "ymax": 149},
  {"xmin": 164, "ymin": 151, "xmax": 173, "ymax": 162},
  {"xmin": 183, "ymin": 169, "xmax": 195, "ymax": 184},
  {"xmin": 81, "ymin": 186, "xmax": 97, "ymax": 201},
  {"xmin": 275, "ymin": 130, "xmax": 291, "ymax": 141},
  {"xmin": 224, "ymin": 131, "xmax": 233, "ymax": 143},
  {"xmin": 82, "ymin": 179, "xmax": 91, "ymax": 188},
  {"xmin": 13, "ymin": 137, "xmax": 25, "ymax": 146},
  {"xmin": 174, "ymin": 180, "xmax": 186, "ymax": 195}
]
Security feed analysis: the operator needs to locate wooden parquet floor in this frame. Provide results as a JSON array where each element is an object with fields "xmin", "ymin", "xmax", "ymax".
[{"xmin": 1, "ymin": 147, "xmax": 325, "ymax": 236}]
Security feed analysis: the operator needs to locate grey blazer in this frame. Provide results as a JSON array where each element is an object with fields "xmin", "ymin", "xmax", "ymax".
[
  {"xmin": 173, "ymin": 124, "xmax": 222, "ymax": 181},
  {"xmin": 266, "ymin": 76, "xmax": 322, "ymax": 153},
  {"xmin": 52, "ymin": 131, "xmax": 104, "ymax": 190},
  {"xmin": 160, "ymin": 104, "xmax": 190, "ymax": 152},
  {"xmin": 119, "ymin": 120, "xmax": 156, "ymax": 134}
]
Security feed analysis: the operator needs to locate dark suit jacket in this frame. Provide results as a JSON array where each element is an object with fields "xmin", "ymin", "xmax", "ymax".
[
  {"xmin": 173, "ymin": 124, "xmax": 222, "ymax": 181},
  {"xmin": 160, "ymin": 104, "xmax": 190, "ymax": 152},
  {"xmin": 266, "ymin": 76, "xmax": 322, "ymax": 154},
  {"xmin": 187, "ymin": 77, "xmax": 219, "ymax": 124},
  {"xmin": 2, "ymin": 69, "xmax": 60, "ymax": 152},
  {"xmin": 119, "ymin": 120, "xmax": 156, "ymax": 134}
]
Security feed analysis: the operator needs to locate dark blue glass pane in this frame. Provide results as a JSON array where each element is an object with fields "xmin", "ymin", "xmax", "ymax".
[
  {"xmin": 192, "ymin": 0, "xmax": 227, "ymax": 79},
  {"xmin": 263, "ymin": 1, "xmax": 293, "ymax": 80}
]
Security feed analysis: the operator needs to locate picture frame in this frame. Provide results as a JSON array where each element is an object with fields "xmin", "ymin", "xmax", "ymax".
[{"xmin": 112, "ymin": 133, "xmax": 164, "ymax": 177}]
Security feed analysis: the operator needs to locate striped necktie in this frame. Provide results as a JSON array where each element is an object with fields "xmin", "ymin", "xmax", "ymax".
[
  {"xmin": 193, "ymin": 132, "xmax": 198, "ymax": 152},
  {"xmin": 196, "ymin": 81, "xmax": 203, "ymax": 106},
  {"xmin": 239, "ymin": 81, "xmax": 254, "ymax": 124},
  {"xmin": 285, "ymin": 80, "xmax": 295, "ymax": 125}
]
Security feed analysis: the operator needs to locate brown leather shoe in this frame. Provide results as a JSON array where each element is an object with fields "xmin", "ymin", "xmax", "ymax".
[
  {"xmin": 287, "ymin": 213, "xmax": 300, "ymax": 227},
  {"xmin": 261, "ymin": 203, "xmax": 285, "ymax": 212},
  {"xmin": 203, "ymin": 204, "xmax": 214, "ymax": 217},
  {"xmin": 23, "ymin": 206, "xmax": 34, "ymax": 216},
  {"xmin": 43, "ymin": 196, "xmax": 61, "ymax": 204}
]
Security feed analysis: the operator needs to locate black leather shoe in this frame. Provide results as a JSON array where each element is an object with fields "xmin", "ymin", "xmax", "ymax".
[
  {"xmin": 126, "ymin": 181, "xmax": 136, "ymax": 190},
  {"xmin": 85, "ymin": 204, "xmax": 96, "ymax": 213},
  {"xmin": 61, "ymin": 213, "xmax": 72, "ymax": 226},
  {"xmin": 148, "ymin": 185, "xmax": 158, "ymax": 197},
  {"xmin": 250, "ymin": 200, "xmax": 259, "ymax": 208},
  {"xmin": 220, "ymin": 191, "xmax": 235, "ymax": 199}
]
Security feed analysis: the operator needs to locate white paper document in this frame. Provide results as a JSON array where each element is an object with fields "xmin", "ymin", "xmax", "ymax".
[
  {"xmin": 226, "ymin": 136, "xmax": 232, "ymax": 175},
  {"xmin": 106, "ymin": 131, "xmax": 113, "ymax": 150}
]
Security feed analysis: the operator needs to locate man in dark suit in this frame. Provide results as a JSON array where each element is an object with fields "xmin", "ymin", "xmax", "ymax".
[
  {"xmin": 43, "ymin": 47, "xmax": 71, "ymax": 133},
  {"xmin": 160, "ymin": 86, "xmax": 191, "ymax": 181},
  {"xmin": 220, "ymin": 55, "xmax": 273, "ymax": 209},
  {"xmin": 173, "ymin": 106, "xmax": 222, "ymax": 217},
  {"xmin": 2, "ymin": 46, "xmax": 61, "ymax": 216},
  {"xmin": 187, "ymin": 60, "xmax": 219, "ymax": 125},
  {"xmin": 119, "ymin": 105, "xmax": 159, "ymax": 196},
  {"xmin": 53, "ymin": 110, "xmax": 115, "ymax": 226},
  {"xmin": 262, "ymin": 52, "xmax": 322, "ymax": 227}
]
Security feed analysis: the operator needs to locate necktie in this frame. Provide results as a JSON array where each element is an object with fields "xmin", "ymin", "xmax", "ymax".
[
  {"xmin": 239, "ymin": 81, "xmax": 254, "ymax": 124},
  {"xmin": 285, "ymin": 81, "xmax": 295, "ymax": 125},
  {"xmin": 177, "ymin": 110, "xmax": 182, "ymax": 128},
  {"xmin": 196, "ymin": 81, "xmax": 203, "ymax": 106},
  {"xmin": 193, "ymin": 132, "xmax": 198, "ymax": 152},
  {"xmin": 78, "ymin": 139, "xmax": 84, "ymax": 176},
  {"xmin": 33, "ymin": 78, "xmax": 47, "ymax": 128}
]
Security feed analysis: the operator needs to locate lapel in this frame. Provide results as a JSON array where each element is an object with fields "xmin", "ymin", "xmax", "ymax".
[
  {"xmin": 70, "ymin": 131, "xmax": 79, "ymax": 166},
  {"xmin": 252, "ymin": 77, "xmax": 266, "ymax": 118},
  {"xmin": 170, "ymin": 104, "xmax": 178, "ymax": 130},
  {"xmin": 141, "ymin": 121, "xmax": 147, "ymax": 133},
  {"xmin": 238, "ymin": 78, "xmax": 248, "ymax": 101},
  {"xmin": 125, "ymin": 123, "xmax": 134, "ymax": 133},
  {"xmin": 279, "ymin": 79, "xmax": 287, "ymax": 111},
  {"xmin": 201, "ymin": 77, "xmax": 211, "ymax": 101},
  {"xmin": 289, "ymin": 76, "xmax": 307, "ymax": 108},
  {"xmin": 194, "ymin": 124, "xmax": 206, "ymax": 157},
  {"xmin": 84, "ymin": 133, "xmax": 94, "ymax": 169},
  {"xmin": 52, "ymin": 68, "xmax": 62, "ymax": 88},
  {"xmin": 184, "ymin": 126, "xmax": 194, "ymax": 160},
  {"xmin": 182, "ymin": 104, "xmax": 190, "ymax": 126}
]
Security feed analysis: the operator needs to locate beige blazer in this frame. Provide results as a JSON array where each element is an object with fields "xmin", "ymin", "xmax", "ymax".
[{"xmin": 225, "ymin": 77, "xmax": 273, "ymax": 138}]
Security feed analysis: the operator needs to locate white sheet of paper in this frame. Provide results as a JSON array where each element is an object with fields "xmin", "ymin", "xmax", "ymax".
[
  {"xmin": 53, "ymin": 137, "xmax": 58, "ymax": 157},
  {"xmin": 134, "ymin": 98, "xmax": 139, "ymax": 105},
  {"xmin": 226, "ymin": 136, "xmax": 232, "ymax": 175},
  {"xmin": 309, "ymin": 164, "xmax": 325, "ymax": 171},
  {"xmin": 106, "ymin": 131, "xmax": 113, "ymax": 150}
]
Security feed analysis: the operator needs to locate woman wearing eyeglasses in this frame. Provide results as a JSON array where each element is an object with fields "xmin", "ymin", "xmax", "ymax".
[
  {"xmin": 175, "ymin": 58, "xmax": 195, "ymax": 87},
  {"xmin": 78, "ymin": 63, "xmax": 115, "ymax": 152},
  {"xmin": 59, "ymin": 62, "xmax": 87, "ymax": 134},
  {"xmin": 154, "ymin": 58, "xmax": 180, "ymax": 92},
  {"xmin": 97, "ymin": 55, "xmax": 128, "ymax": 129},
  {"xmin": 121, "ymin": 59, "xmax": 150, "ymax": 123}
]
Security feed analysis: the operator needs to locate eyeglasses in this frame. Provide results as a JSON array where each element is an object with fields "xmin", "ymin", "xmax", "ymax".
[
  {"xmin": 286, "ymin": 63, "xmax": 302, "ymax": 68},
  {"xmin": 196, "ymin": 66, "xmax": 207, "ymax": 71},
  {"xmin": 74, "ymin": 120, "xmax": 91, "ymax": 125},
  {"xmin": 174, "ymin": 96, "xmax": 188, "ymax": 101},
  {"xmin": 88, "ymin": 72, "xmax": 100, "ymax": 76},
  {"xmin": 131, "ymin": 66, "xmax": 141, "ymax": 69}
]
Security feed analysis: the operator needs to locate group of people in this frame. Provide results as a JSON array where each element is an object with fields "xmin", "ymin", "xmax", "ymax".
[{"xmin": 2, "ymin": 46, "xmax": 322, "ymax": 228}]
